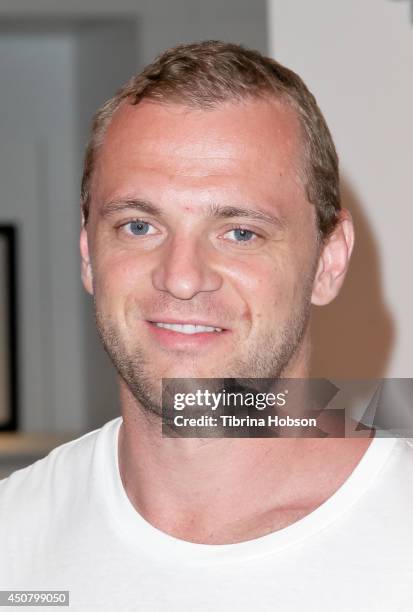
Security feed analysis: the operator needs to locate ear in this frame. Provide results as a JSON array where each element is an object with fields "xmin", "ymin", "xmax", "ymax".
[
  {"xmin": 80, "ymin": 221, "xmax": 94, "ymax": 296},
  {"xmin": 311, "ymin": 209, "xmax": 354, "ymax": 306}
]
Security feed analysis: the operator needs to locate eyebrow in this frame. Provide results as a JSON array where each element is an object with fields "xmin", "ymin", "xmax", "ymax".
[
  {"xmin": 206, "ymin": 203, "xmax": 285, "ymax": 229},
  {"xmin": 100, "ymin": 198, "xmax": 285, "ymax": 229},
  {"xmin": 100, "ymin": 199, "xmax": 163, "ymax": 218}
]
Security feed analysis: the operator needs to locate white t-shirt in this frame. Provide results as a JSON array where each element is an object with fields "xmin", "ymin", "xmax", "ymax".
[{"xmin": 0, "ymin": 417, "xmax": 412, "ymax": 611}]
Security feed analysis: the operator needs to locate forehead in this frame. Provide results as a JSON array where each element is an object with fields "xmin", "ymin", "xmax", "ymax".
[{"xmin": 91, "ymin": 97, "xmax": 306, "ymax": 206}]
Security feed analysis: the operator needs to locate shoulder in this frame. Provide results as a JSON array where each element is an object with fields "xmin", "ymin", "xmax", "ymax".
[
  {"xmin": 0, "ymin": 417, "xmax": 121, "ymax": 520},
  {"xmin": 0, "ymin": 418, "xmax": 121, "ymax": 582},
  {"xmin": 373, "ymin": 435, "xmax": 413, "ymax": 499},
  {"xmin": 392, "ymin": 436, "xmax": 413, "ymax": 471},
  {"xmin": 388, "ymin": 436, "xmax": 413, "ymax": 462}
]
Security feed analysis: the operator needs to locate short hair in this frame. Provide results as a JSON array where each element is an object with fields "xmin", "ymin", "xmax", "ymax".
[{"xmin": 81, "ymin": 40, "xmax": 340, "ymax": 238}]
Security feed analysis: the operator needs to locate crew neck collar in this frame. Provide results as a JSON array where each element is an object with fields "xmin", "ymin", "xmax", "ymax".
[{"xmin": 100, "ymin": 417, "xmax": 397, "ymax": 566}]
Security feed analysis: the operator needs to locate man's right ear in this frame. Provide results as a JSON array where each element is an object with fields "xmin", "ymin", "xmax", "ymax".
[{"xmin": 80, "ymin": 224, "xmax": 94, "ymax": 295}]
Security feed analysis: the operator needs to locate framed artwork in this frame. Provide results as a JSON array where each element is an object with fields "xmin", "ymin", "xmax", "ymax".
[{"xmin": 0, "ymin": 225, "xmax": 18, "ymax": 430}]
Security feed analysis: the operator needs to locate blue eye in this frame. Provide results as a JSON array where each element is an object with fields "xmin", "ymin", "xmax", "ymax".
[
  {"xmin": 128, "ymin": 220, "xmax": 151, "ymax": 235},
  {"xmin": 229, "ymin": 228, "xmax": 255, "ymax": 242}
]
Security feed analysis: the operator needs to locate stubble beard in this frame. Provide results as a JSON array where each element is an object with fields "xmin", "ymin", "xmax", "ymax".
[{"xmin": 93, "ymin": 282, "xmax": 313, "ymax": 420}]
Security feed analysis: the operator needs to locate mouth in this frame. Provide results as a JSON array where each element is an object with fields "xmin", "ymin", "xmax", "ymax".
[
  {"xmin": 150, "ymin": 321, "xmax": 223, "ymax": 334},
  {"xmin": 146, "ymin": 319, "xmax": 228, "ymax": 349}
]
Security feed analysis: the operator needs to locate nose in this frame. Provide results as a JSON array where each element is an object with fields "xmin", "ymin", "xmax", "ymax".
[{"xmin": 151, "ymin": 235, "xmax": 223, "ymax": 299}]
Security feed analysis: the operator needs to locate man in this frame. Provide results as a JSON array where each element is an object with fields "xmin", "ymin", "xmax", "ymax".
[{"xmin": 0, "ymin": 41, "xmax": 412, "ymax": 610}]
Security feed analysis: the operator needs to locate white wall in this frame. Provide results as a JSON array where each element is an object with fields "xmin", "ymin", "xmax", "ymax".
[
  {"xmin": 268, "ymin": 0, "xmax": 413, "ymax": 377},
  {"xmin": 0, "ymin": 32, "xmax": 83, "ymax": 431}
]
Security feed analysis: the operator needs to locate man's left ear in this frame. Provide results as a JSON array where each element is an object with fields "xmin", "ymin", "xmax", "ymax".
[{"xmin": 311, "ymin": 209, "xmax": 355, "ymax": 306}]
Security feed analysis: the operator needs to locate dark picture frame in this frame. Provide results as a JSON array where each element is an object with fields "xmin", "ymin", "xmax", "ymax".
[{"xmin": 0, "ymin": 225, "xmax": 18, "ymax": 431}]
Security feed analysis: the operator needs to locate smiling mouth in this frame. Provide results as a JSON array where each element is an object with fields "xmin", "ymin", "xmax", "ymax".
[{"xmin": 149, "ymin": 322, "xmax": 223, "ymax": 334}]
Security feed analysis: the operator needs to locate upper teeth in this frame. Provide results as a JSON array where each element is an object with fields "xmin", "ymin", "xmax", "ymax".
[{"xmin": 154, "ymin": 323, "xmax": 222, "ymax": 334}]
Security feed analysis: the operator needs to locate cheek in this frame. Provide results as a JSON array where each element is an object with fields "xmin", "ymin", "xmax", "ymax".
[
  {"xmin": 222, "ymin": 255, "xmax": 297, "ymax": 324},
  {"xmin": 93, "ymin": 250, "xmax": 150, "ymax": 317},
  {"xmin": 237, "ymin": 245, "xmax": 316, "ymax": 323}
]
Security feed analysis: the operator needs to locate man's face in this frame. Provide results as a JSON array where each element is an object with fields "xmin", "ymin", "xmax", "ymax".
[{"xmin": 81, "ymin": 97, "xmax": 321, "ymax": 412}]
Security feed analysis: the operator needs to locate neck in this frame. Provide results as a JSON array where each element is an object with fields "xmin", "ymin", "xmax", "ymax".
[{"xmin": 117, "ymin": 340, "xmax": 373, "ymax": 544}]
